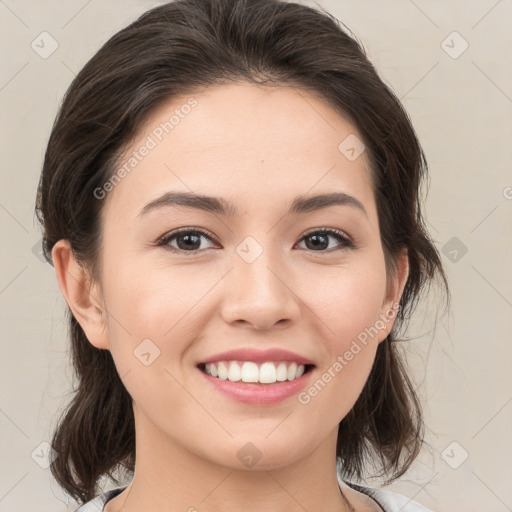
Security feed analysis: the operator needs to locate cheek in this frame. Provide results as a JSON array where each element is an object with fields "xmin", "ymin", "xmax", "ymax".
[
  {"xmin": 310, "ymin": 263, "xmax": 387, "ymax": 346},
  {"xmin": 100, "ymin": 269, "xmax": 197, "ymax": 417},
  {"xmin": 101, "ymin": 260, "xmax": 216, "ymax": 375},
  {"xmin": 300, "ymin": 266, "xmax": 386, "ymax": 411},
  {"xmin": 104, "ymin": 256, "xmax": 191, "ymax": 331}
]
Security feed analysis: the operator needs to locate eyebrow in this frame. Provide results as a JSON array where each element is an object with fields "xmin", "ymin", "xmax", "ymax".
[{"xmin": 138, "ymin": 191, "xmax": 368, "ymax": 219}]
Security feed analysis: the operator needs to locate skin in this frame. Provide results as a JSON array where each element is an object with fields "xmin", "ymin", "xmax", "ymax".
[{"xmin": 52, "ymin": 82, "xmax": 408, "ymax": 512}]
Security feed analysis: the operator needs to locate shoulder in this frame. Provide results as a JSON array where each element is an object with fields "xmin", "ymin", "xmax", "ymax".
[
  {"xmin": 72, "ymin": 487, "xmax": 127, "ymax": 512},
  {"xmin": 343, "ymin": 480, "xmax": 435, "ymax": 512}
]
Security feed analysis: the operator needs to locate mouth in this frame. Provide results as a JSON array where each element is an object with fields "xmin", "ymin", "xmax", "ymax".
[
  {"xmin": 197, "ymin": 360, "xmax": 316, "ymax": 385},
  {"xmin": 195, "ymin": 347, "xmax": 317, "ymax": 404}
]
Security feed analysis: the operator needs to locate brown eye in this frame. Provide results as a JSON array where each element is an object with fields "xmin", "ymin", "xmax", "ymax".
[
  {"xmin": 297, "ymin": 228, "xmax": 354, "ymax": 252},
  {"xmin": 157, "ymin": 228, "xmax": 217, "ymax": 254}
]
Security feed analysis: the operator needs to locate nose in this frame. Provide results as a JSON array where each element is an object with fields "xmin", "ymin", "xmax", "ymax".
[{"xmin": 220, "ymin": 248, "xmax": 301, "ymax": 331}]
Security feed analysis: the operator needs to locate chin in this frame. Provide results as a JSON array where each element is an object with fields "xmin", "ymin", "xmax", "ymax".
[{"xmin": 205, "ymin": 436, "xmax": 312, "ymax": 472}]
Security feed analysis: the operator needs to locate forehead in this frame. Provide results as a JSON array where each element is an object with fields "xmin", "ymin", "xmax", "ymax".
[{"xmin": 102, "ymin": 82, "xmax": 376, "ymax": 223}]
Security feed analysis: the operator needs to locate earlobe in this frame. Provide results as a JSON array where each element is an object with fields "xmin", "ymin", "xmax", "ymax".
[
  {"xmin": 378, "ymin": 248, "xmax": 409, "ymax": 342},
  {"xmin": 51, "ymin": 239, "xmax": 110, "ymax": 350}
]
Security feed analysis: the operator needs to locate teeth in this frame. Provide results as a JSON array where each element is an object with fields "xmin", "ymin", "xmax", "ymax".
[
  {"xmin": 259, "ymin": 362, "xmax": 276, "ymax": 384},
  {"xmin": 202, "ymin": 361, "xmax": 308, "ymax": 384},
  {"xmin": 228, "ymin": 361, "xmax": 242, "ymax": 381},
  {"xmin": 217, "ymin": 362, "xmax": 228, "ymax": 380},
  {"xmin": 241, "ymin": 361, "xmax": 259, "ymax": 382},
  {"xmin": 287, "ymin": 362, "xmax": 297, "ymax": 381},
  {"xmin": 276, "ymin": 362, "xmax": 288, "ymax": 381}
]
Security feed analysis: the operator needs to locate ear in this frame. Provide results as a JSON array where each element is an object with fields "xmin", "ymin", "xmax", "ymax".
[
  {"xmin": 51, "ymin": 239, "xmax": 110, "ymax": 350},
  {"xmin": 378, "ymin": 247, "xmax": 409, "ymax": 342}
]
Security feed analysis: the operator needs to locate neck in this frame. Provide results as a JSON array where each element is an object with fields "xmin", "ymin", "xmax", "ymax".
[{"xmin": 106, "ymin": 411, "xmax": 353, "ymax": 512}]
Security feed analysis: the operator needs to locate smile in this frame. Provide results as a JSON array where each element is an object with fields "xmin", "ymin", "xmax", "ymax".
[
  {"xmin": 196, "ymin": 348, "xmax": 316, "ymax": 404},
  {"xmin": 199, "ymin": 360, "xmax": 313, "ymax": 384}
]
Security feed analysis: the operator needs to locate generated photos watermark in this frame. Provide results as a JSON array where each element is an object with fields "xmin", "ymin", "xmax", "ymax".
[
  {"xmin": 93, "ymin": 97, "xmax": 198, "ymax": 200},
  {"xmin": 298, "ymin": 302, "xmax": 400, "ymax": 405}
]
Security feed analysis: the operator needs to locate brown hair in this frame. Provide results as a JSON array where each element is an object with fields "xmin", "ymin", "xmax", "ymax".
[{"xmin": 35, "ymin": 0, "xmax": 450, "ymax": 505}]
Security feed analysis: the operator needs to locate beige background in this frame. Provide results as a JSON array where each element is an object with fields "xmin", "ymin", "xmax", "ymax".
[{"xmin": 1, "ymin": 1, "xmax": 511, "ymax": 511}]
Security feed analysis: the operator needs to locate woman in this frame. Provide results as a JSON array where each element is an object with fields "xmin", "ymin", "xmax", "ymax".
[{"xmin": 35, "ymin": 0, "xmax": 450, "ymax": 510}]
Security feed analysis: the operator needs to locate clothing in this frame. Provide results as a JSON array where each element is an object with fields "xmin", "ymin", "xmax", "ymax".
[
  {"xmin": 337, "ymin": 458, "xmax": 434, "ymax": 511},
  {"xmin": 72, "ymin": 477, "xmax": 434, "ymax": 512},
  {"xmin": 343, "ymin": 480, "xmax": 433, "ymax": 511}
]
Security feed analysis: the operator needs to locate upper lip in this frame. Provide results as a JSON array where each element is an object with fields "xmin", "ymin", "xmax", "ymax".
[{"xmin": 198, "ymin": 348, "xmax": 315, "ymax": 366}]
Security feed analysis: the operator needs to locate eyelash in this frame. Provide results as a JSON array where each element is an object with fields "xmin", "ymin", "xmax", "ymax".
[{"xmin": 155, "ymin": 226, "xmax": 355, "ymax": 255}]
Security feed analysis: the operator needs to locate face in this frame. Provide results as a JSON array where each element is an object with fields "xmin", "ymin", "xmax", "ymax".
[{"xmin": 60, "ymin": 82, "xmax": 407, "ymax": 472}]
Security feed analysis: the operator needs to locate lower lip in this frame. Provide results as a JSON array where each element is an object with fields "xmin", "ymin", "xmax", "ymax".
[{"xmin": 197, "ymin": 367, "xmax": 314, "ymax": 405}]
